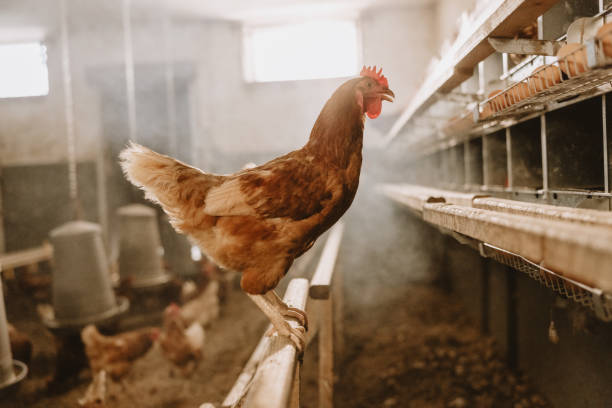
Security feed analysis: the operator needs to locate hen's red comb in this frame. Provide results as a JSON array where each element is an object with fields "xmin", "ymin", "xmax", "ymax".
[{"xmin": 360, "ymin": 65, "xmax": 388, "ymax": 88}]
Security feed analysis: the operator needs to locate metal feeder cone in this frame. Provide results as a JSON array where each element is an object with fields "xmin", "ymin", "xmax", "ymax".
[
  {"xmin": 0, "ymin": 277, "xmax": 27, "ymax": 390},
  {"xmin": 44, "ymin": 221, "xmax": 128, "ymax": 329},
  {"xmin": 118, "ymin": 204, "xmax": 170, "ymax": 287}
]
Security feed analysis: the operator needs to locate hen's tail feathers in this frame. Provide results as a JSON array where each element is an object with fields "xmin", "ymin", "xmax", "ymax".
[{"xmin": 119, "ymin": 142, "xmax": 219, "ymax": 232}]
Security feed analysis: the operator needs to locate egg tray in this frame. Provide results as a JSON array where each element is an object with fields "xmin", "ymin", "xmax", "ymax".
[
  {"xmin": 477, "ymin": 36, "xmax": 612, "ymax": 124},
  {"xmin": 480, "ymin": 242, "xmax": 612, "ymax": 322}
]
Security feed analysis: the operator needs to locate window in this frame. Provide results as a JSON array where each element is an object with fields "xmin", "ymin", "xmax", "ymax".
[
  {"xmin": 0, "ymin": 42, "xmax": 49, "ymax": 98},
  {"xmin": 243, "ymin": 20, "xmax": 360, "ymax": 82}
]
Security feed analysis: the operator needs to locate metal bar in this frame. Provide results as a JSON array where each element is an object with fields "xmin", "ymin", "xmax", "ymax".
[
  {"xmin": 163, "ymin": 12, "xmax": 177, "ymax": 157},
  {"xmin": 59, "ymin": 0, "xmax": 79, "ymax": 219},
  {"xmin": 122, "ymin": 0, "xmax": 137, "ymax": 143},
  {"xmin": 464, "ymin": 140, "xmax": 471, "ymax": 186},
  {"xmin": 506, "ymin": 127, "xmax": 513, "ymax": 189},
  {"xmin": 603, "ymin": 94, "xmax": 609, "ymax": 193},
  {"xmin": 540, "ymin": 114, "xmax": 548, "ymax": 194},
  {"xmin": 478, "ymin": 61, "xmax": 485, "ymax": 95}
]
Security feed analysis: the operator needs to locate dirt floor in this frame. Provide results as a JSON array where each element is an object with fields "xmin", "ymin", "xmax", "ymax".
[{"xmin": 2, "ymin": 275, "xmax": 551, "ymax": 408}]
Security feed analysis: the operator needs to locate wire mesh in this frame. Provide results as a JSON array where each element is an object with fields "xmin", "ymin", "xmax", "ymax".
[{"xmin": 480, "ymin": 243, "xmax": 612, "ymax": 322}]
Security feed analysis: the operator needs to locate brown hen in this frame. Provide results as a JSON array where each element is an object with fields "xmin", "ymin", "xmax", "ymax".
[{"xmin": 120, "ymin": 66, "xmax": 394, "ymax": 351}]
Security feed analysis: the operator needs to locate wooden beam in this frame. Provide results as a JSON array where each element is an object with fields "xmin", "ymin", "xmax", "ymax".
[
  {"xmin": 384, "ymin": 0, "xmax": 559, "ymax": 145},
  {"xmin": 309, "ymin": 223, "xmax": 344, "ymax": 300},
  {"xmin": 0, "ymin": 243, "xmax": 53, "ymax": 272},
  {"xmin": 473, "ymin": 197, "xmax": 612, "ymax": 228},
  {"xmin": 488, "ymin": 37, "xmax": 564, "ymax": 56},
  {"xmin": 423, "ymin": 202, "xmax": 612, "ymax": 292},
  {"xmin": 318, "ymin": 296, "xmax": 334, "ymax": 408},
  {"xmin": 423, "ymin": 202, "xmax": 545, "ymax": 262},
  {"xmin": 381, "ymin": 183, "xmax": 488, "ymax": 211},
  {"xmin": 244, "ymin": 278, "xmax": 309, "ymax": 408}
]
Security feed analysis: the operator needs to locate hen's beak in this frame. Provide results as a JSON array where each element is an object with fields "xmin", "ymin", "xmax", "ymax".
[{"xmin": 379, "ymin": 87, "xmax": 395, "ymax": 102}]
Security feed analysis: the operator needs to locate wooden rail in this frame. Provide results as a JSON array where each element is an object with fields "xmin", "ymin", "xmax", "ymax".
[
  {"xmin": 308, "ymin": 222, "xmax": 344, "ymax": 408},
  {"xmin": 213, "ymin": 222, "xmax": 345, "ymax": 408},
  {"xmin": 382, "ymin": 183, "xmax": 612, "ymax": 292},
  {"xmin": 381, "ymin": 183, "xmax": 486, "ymax": 211},
  {"xmin": 0, "ymin": 243, "xmax": 53, "ymax": 278}
]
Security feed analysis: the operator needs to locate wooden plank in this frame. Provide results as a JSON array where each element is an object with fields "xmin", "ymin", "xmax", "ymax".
[
  {"xmin": 332, "ymin": 265, "xmax": 345, "ymax": 358},
  {"xmin": 289, "ymin": 361, "xmax": 300, "ymax": 408},
  {"xmin": 384, "ymin": 0, "xmax": 559, "ymax": 144},
  {"xmin": 488, "ymin": 37, "xmax": 563, "ymax": 56},
  {"xmin": 423, "ymin": 202, "xmax": 545, "ymax": 262},
  {"xmin": 380, "ymin": 184, "xmax": 444, "ymax": 212},
  {"xmin": 423, "ymin": 202, "xmax": 612, "ymax": 292},
  {"xmin": 244, "ymin": 278, "xmax": 309, "ymax": 408},
  {"xmin": 473, "ymin": 197, "xmax": 612, "ymax": 228},
  {"xmin": 0, "ymin": 243, "xmax": 53, "ymax": 271},
  {"xmin": 543, "ymin": 224, "xmax": 612, "ymax": 292},
  {"xmin": 318, "ymin": 297, "xmax": 333, "ymax": 408},
  {"xmin": 310, "ymin": 223, "xmax": 344, "ymax": 300},
  {"xmin": 381, "ymin": 183, "xmax": 488, "ymax": 210}
]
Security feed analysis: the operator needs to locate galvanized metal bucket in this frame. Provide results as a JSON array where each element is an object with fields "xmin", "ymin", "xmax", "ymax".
[{"xmin": 118, "ymin": 204, "xmax": 170, "ymax": 287}]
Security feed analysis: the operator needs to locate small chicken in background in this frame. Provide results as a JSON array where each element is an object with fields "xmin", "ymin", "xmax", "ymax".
[
  {"xmin": 81, "ymin": 325, "xmax": 155, "ymax": 381},
  {"xmin": 120, "ymin": 66, "xmax": 394, "ymax": 352},
  {"xmin": 8, "ymin": 323, "xmax": 33, "ymax": 365},
  {"xmin": 154, "ymin": 303, "xmax": 205, "ymax": 373}
]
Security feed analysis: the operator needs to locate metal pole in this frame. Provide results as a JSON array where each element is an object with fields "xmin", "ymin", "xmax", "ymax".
[
  {"xmin": 602, "ymin": 95, "xmax": 609, "ymax": 194},
  {"xmin": 163, "ymin": 11, "xmax": 177, "ymax": 157},
  {"xmin": 59, "ymin": 0, "xmax": 79, "ymax": 219},
  {"xmin": 506, "ymin": 127, "xmax": 513, "ymax": 190},
  {"xmin": 122, "ymin": 0, "xmax": 137, "ymax": 143},
  {"xmin": 540, "ymin": 114, "xmax": 548, "ymax": 196}
]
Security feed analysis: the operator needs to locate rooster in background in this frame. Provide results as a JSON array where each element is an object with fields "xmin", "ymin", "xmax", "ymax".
[{"xmin": 120, "ymin": 66, "xmax": 394, "ymax": 351}]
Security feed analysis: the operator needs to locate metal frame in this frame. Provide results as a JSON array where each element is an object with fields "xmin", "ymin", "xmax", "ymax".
[{"xmin": 480, "ymin": 243, "xmax": 612, "ymax": 321}]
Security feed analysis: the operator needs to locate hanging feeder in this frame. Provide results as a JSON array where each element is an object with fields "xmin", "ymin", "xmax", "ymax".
[
  {"xmin": 118, "ymin": 204, "xmax": 171, "ymax": 287},
  {"xmin": 42, "ymin": 221, "xmax": 128, "ymax": 330},
  {"xmin": 0, "ymin": 277, "xmax": 27, "ymax": 391}
]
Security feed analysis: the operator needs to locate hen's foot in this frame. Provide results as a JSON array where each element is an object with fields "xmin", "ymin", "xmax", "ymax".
[
  {"xmin": 266, "ymin": 324, "xmax": 305, "ymax": 353},
  {"xmin": 264, "ymin": 291, "xmax": 309, "ymax": 330},
  {"xmin": 282, "ymin": 307, "xmax": 309, "ymax": 331}
]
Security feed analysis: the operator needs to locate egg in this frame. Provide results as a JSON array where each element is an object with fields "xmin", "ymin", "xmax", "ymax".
[
  {"xmin": 488, "ymin": 90, "xmax": 509, "ymax": 112},
  {"xmin": 596, "ymin": 22, "xmax": 612, "ymax": 57},
  {"xmin": 480, "ymin": 102, "xmax": 493, "ymax": 119},
  {"xmin": 508, "ymin": 82, "xmax": 531, "ymax": 103},
  {"xmin": 557, "ymin": 43, "xmax": 588, "ymax": 77},
  {"xmin": 529, "ymin": 65, "xmax": 562, "ymax": 92}
]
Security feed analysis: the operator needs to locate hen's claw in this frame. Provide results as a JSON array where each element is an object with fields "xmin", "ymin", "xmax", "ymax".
[
  {"xmin": 283, "ymin": 307, "xmax": 308, "ymax": 331},
  {"xmin": 265, "ymin": 324, "xmax": 306, "ymax": 353}
]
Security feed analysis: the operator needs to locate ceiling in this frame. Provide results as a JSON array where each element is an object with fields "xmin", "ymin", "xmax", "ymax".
[
  {"xmin": 159, "ymin": 0, "xmax": 434, "ymax": 23},
  {"xmin": 0, "ymin": 0, "xmax": 434, "ymax": 42}
]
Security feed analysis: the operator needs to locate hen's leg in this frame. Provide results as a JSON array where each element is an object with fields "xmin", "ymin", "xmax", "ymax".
[
  {"xmin": 248, "ymin": 294, "xmax": 305, "ymax": 353},
  {"xmin": 264, "ymin": 290, "xmax": 309, "ymax": 330}
]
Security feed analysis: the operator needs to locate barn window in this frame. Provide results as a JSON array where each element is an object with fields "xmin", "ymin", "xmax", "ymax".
[
  {"xmin": 243, "ymin": 20, "xmax": 360, "ymax": 82},
  {"xmin": 0, "ymin": 42, "xmax": 49, "ymax": 98}
]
